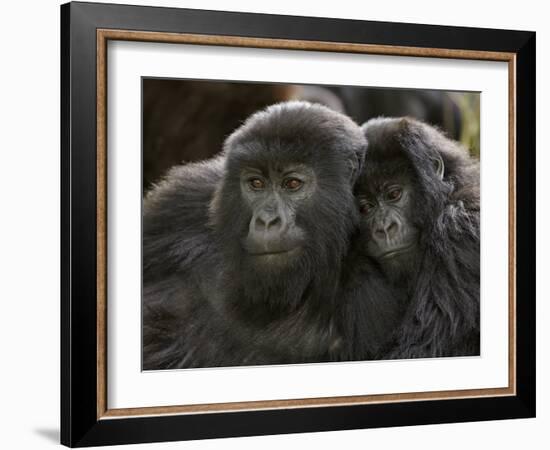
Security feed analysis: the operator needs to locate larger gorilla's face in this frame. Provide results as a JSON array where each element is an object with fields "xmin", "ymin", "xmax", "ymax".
[
  {"xmin": 210, "ymin": 101, "xmax": 366, "ymax": 280},
  {"xmin": 240, "ymin": 164, "xmax": 316, "ymax": 261}
]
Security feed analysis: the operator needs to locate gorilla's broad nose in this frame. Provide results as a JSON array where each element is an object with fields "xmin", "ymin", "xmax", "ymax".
[
  {"xmin": 254, "ymin": 209, "xmax": 283, "ymax": 233},
  {"xmin": 374, "ymin": 221, "xmax": 399, "ymax": 241}
]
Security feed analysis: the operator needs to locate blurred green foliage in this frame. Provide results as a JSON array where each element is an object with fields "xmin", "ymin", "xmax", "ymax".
[{"xmin": 452, "ymin": 92, "xmax": 480, "ymax": 159}]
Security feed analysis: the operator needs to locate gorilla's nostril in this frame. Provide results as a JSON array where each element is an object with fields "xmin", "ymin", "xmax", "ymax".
[
  {"xmin": 255, "ymin": 214, "xmax": 282, "ymax": 232},
  {"xmin": 387, "ymin": 222, "xmax": 398, "ymax": 238},
  {"xmin": 374, "ymin": 222, "xmax": 398, "ymax": 240},
  {"xmin": 265, "ymin": 216, "xmax": 281, "ymax": 230}
]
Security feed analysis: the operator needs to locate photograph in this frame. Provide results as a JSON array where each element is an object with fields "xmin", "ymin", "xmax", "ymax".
[{"xmin": 141, "ymin": 80, "xmax": 481, "ymax": 370}]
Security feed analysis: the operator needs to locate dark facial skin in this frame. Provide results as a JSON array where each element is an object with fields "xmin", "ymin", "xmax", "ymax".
[
  {"xmin": 356, "ymin": 173, "xmax": 419, "ymax": 264},
  {"xmin": 355, "ymin": 164, "xmax": 421, "ymax": 287},
  {"xmin": 241, "ymin": 164, "xmax": 316, "ymax": 258},
  {"xmin": 356, "ymin": 143, "xmax": 445, "ymax": 283}
]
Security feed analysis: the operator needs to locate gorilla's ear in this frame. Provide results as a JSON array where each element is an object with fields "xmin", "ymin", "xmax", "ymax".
[
  {"xmin": 431, "ymin": 153, "xmax": 445, "ymax": 180},
  {"xmin": 399, "ymin": 117, "xmax": 445, "ymax": 181}
]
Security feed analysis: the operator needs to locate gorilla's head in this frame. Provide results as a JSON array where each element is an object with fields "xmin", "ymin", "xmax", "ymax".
[
  {"xmin": 355, "ymin": 117, "xmax": 478, "ymax": 280},
  {"xmin": 209, "ymin": 101, "xmax": 366, "ymax": 305}
]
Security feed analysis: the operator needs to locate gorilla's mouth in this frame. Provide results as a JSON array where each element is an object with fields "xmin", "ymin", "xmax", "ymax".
[
  {"xmin": 248, "ymin": 246, "xmax": 301, "ymax": 257},
  {"xmin": 379, "ymin": 243, "xmax": 415, "ymax": 259}
]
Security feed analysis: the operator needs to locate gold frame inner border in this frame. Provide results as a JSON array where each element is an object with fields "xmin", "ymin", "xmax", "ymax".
[{"xmin": 96, "ymin": 28, "xmax": 517, "ymax": 420}]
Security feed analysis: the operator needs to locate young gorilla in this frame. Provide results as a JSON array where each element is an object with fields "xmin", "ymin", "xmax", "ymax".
[
  {"xmin": 352, "ymin": 117, "xmax": 480, "ymax": 359},
  {"xmin": 142, "ymin": 101, "xmax": 369, "ymax": 369}
]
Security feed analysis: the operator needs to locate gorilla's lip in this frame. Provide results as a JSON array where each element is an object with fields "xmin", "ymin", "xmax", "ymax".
[
  {"xmin": 248, "ymin": 246, "xmax": 301, "ymax": 256},
  {"xmin": 378, "ymin": 243, "xmax": 415, "ymax": 259}
]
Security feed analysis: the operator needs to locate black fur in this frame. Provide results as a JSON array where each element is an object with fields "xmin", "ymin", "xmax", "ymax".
[
  {"xmin": 355, "ymin": 117, "xmax": 480, "ymax": 359},
  {"xmin": 142, "ymin": 101, "xmax": 368, "ymax": 369},
  {"xmin": 335, "ymin": 249, "xmax": 407, "ymax": 360}
]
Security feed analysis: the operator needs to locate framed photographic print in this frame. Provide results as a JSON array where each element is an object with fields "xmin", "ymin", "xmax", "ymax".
[{"xmin": 60, "ymin": 1, "xmax": 536, "ymax": 447}]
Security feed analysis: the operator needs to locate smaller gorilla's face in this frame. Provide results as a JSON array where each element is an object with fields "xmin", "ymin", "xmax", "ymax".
[
  {"xmin": 240, "ymin": 164, "xmax": 316, "ymax": 259},
  {"xmin": 210, "ymin": 101, "xmax": 367, "ymax": 291},
  {"xmin": 356, "ymin": 173, "xmax": 419, "ymax": 262}
]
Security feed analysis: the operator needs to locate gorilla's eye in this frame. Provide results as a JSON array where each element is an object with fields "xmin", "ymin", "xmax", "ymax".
[
  {"xmin": 248, "ymin": 178, "xmax": 266, "ymax": 190},
  {"xmin": 359, "ymin": 200, "xmax": 376, "ymax": 215},
  {"xmin": 283, "ymin": 178, "xmax": 303, "ymax": 191},
  {"xmin": 386, "ymin": 187, "xmax": 402, "ymax": 202}
]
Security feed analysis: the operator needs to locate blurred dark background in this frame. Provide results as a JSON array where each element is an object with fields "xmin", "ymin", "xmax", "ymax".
[{"xmin": 142, "ymin": 79, "xmax": 480, "ymax": 194}]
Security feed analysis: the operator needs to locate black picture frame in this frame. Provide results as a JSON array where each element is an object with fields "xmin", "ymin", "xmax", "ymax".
[{"xmin": 61, "ymin": 1, "xmax": 536, "ymax": 447}]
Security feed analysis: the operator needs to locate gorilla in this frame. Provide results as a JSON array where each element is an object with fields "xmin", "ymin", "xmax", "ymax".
[
  {"xmin": 142, "ymin": 101, "xmax": 370, "ymax": 369},
  {"xmin": 352, "ymin": 117, "xmax": 480, "ymax": 359}
]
